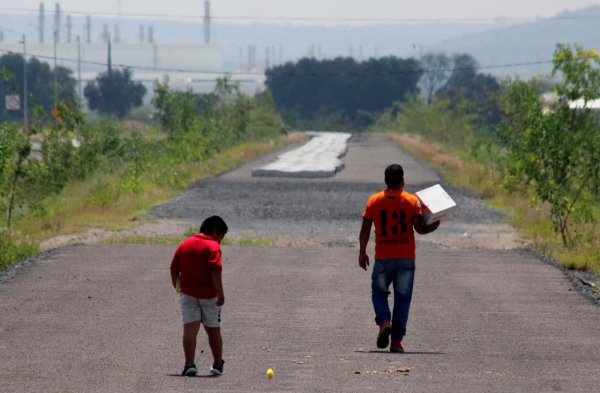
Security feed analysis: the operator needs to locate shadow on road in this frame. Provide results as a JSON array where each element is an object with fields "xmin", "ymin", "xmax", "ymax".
[
  {"xmin": 165, "ymin": 373, "xmax": 220, "ymax": 378},
  {"xmin": 361, "ymin": 350, "xmax": 447, "ymax": 355}
]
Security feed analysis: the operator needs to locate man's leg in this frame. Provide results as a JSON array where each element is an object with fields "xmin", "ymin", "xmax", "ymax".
[
  {"xmin": 372, "ymin": 261, "xmax": 394, "ymax": 348},
  {"xmin": 183, "ymin": 321, "xmax": 201, "ymax": 364},
  {"xmin": 371, "ymin": 261, "xmax": 392, "ymax": 325},
  {"xmin": 391, "ymin": 260, "xmax": 415, "ymax": 343}
]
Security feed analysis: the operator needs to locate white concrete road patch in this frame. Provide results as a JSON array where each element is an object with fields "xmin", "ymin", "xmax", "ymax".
[{"xmin": 252, "ymin": 132, "xmax": 353, "ymax": 178}]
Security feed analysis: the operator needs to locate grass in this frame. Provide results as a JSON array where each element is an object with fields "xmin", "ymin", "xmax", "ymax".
[
  {"xmin": 234, "ymin": 235, "xmax": 277, "ymax": 247},
  {"xmin": 389, "ymin": 132, "xmax": 600, "ymax": 278},
  {"xmin": 0, "ymin": 235, "xmax": 39, "ymax": 271},
  {"xmin": 104, "ymin": 235, "xmax": 183, "ymax": 246},
  {"xmin": 105, "ymin": 234, "xmax": 278, "ymax": 247},
  {"xmin": 389, "ymin": 134, "xmax": 502, "ymax": 198},
  {"xmin": 16, "ymin": 134, "xmax": 302, "ymax": 242}
]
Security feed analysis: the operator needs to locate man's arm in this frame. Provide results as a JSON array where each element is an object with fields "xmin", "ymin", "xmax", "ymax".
[
  {"xmin": 358, "ymin": 218, "xmax": 373, "ymax": 270},
  {"xmin": 209, "ymin": 269, "xmax": 225, "ymax": 306},
  {"xmin": 413, "ymin": 214, "xmax": 441, "ymax": 235}
]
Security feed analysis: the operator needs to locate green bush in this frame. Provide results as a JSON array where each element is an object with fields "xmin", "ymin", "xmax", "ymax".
[
  {"xmin": 374, "ymin": 95, "xmax": 475, "ymax": 147},
  {"xmin": 1, "ymin": 75, "xmax": 286, "ymax": 272},
  {"xmin": 0, "ymin": 234, "xmax": 39, "ymax": 271}
]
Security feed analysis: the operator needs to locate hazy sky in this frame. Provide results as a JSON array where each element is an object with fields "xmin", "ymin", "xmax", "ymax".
[{"xmin": 3, "ymin": 0, "xmax": 600, "ymax": 22}]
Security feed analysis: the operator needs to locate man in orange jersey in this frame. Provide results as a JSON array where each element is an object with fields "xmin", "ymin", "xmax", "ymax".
[{"xmin": 358, "ymin": 164, "xmax": 440, "ymax": 353}]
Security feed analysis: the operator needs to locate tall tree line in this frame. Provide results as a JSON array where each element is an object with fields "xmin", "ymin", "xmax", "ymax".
[
  {"xmin": 266, "ymin": 56, "xmax": 422, "ymax": 130},
  {"xmin": 265, "ymin": 54, "xmax": 501, "ymax": 131}
]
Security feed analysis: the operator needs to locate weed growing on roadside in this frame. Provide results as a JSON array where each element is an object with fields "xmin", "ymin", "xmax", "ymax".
[{"xmin": 1, "ymin": 77, "xmax": 289, "ymax": 272}]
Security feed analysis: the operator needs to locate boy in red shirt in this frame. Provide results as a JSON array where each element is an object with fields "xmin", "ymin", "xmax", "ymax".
[
  {"xmin": 359, "ymin": 164, "xmax": 440, "ymax": 353},
  {"xmin": 170, "ymin": 216, "xmax": 228, "ymax": 376}
]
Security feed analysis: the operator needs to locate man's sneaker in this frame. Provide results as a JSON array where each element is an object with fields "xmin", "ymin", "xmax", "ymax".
[
  {"xmin": 182, "ymin": 363, "xmax": 197, "ymax": 376},
  {"xmin": 376, "ymin": 321, "xmax": 392, "ymax": 349},
  {"xmin": 390, "ymin": 340, "xmax": 404, "ymax": 353},
  {"xmin": 210, "ymin": 359, "xmax": 225, "ymax": 375}
]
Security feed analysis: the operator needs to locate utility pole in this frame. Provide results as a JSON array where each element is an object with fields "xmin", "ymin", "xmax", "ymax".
[
  {"xmin": 148, "ymin": 25, "xmax": 154, "ymax": 44},
  {"xmin": 204, "ymin": 0, "xmax": 211, "ymax": 45},
  {"xmin": 107, "ymin": 35, "xmax": 112, "ymax": 74},
  {"xmin": 52, "ymin": 2, "xmax": 61, "ymax": 109},
  {"xmin": 152, "ymin": 43, "xmax": 158, "ymax": 70},
  {"xmin": 22, "ymin": 35, "xmax": 29, "ymax": 132},
  {"xmin": 77, "ymin": 35, "xmax": 82, "ymax": 100},
  {"xmin": 39, "ymin": 3, "xmax": 45, "ymax": 43},
  {"xmin": 85, "ymin": 15, "xmax": 91, "ymax": 44},
  {"xmin": 53, "ymin": 27, "xmax": 58, "ymax": 108},
  {"xmin": 54, "ymin": 3, "xmax": 61, "ymax": 44},
  {"xmin": 67, "ymin": 15, "xmax": 72, "ymax": 43}
]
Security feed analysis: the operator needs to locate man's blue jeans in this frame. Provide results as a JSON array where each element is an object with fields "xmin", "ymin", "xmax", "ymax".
[{"xmin": 371, "ymin": 259, "xmax": 415, "ymax": 342}]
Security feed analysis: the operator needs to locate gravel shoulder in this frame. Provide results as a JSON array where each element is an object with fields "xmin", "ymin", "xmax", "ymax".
[{"xmin": 1, "ymin": 133, "xmax": 598, "ymax": 393}]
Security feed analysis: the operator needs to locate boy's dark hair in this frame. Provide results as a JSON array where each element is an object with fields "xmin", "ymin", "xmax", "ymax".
[
  {"xmin": 200, "ymin": 215, "xmax": 228, "ymax": 236},
  {"xmin": 385, "ymin": 164, "xmax": 404, "ymax": 187}
]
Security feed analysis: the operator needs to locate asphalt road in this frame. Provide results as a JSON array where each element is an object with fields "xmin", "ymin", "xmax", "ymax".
[{"xmin": 1, "ymin": 134, "xmax": 598, "ymax": 392}]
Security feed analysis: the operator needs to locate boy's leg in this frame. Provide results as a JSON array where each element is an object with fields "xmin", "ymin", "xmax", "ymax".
[
  {"xmin": 183, "ymin": 321, "xmax": 202, "ymax": 364},
  {"xmin": 204, "ymin": 326, "xmax": 223, "ymax": 364},
  {"xmin": 198, "ymin": 297, "xmax": 224, "ymax": 374}
]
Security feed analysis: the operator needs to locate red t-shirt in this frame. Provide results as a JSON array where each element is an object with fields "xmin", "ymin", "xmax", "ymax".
[
  {"xmin": 362, "ymin": 189, "xmax": 423, "ymax": 260},
  {"xmin": 170, "ymin": 233, "xmax": 223, "ymax": 299}
]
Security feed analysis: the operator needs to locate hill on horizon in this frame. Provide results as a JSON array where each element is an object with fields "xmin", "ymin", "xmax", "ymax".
[{"xmin": 435, "ymin": 6, "xmax": 600, "ymax": 80}]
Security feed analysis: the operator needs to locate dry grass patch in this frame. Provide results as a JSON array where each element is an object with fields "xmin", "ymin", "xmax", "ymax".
[
  {"xmin": 16, "ymin": 135, "xmax": 301, "ymax": 246},
  {"xmin": 391, "ymin": 134, "xmax": 465, "ymax": 171}
]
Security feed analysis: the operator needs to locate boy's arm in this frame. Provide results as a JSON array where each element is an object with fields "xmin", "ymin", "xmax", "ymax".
[
  {"xmin": 170, "ymin": 269, "xmax": 180, "ymax": 290},
  {"xmin": 209, "ymin": 269, "xmax": 225, "ymax": 306},
  {"xmin": 170, "ymin": 249, "xmax": 180, "ymax": 291}
]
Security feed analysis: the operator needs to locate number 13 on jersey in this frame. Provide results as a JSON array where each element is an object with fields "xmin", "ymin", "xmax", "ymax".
[{"xmin": 379, "ymin": 209, "xmax": 409, "ymax": 236}]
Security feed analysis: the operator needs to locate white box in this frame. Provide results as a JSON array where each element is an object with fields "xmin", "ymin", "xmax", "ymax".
[{"xmin": 415, "ymin": 184, "xmax": 457, "ymax": 224}]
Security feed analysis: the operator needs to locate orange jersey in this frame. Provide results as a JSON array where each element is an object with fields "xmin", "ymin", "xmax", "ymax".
[{"xmin": 362, "ymin": 189, "xmax": 423, "ymax": 260}]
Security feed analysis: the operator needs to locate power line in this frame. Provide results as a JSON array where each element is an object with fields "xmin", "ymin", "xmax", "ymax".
[
  {"xmin": 0, "ymin": 48, "xmax": 231, "ymax": 76},
  {"xmin": 0, "ymin": 23, "xmax": 24, "ymax": 37},
  {"xmin": 1, "ymin": 7, "xmax": 600, "ymax": 23},
  {"xmin": 265, "ymin": 60, "xmax": 554, "ymax": 77},
  {"xmin": 0, "ymin": 47, "xmax": 553, "ymax": 77}
]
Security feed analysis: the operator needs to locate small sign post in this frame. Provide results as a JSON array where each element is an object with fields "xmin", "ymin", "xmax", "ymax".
[{"xmin": 5, "ymin": 94, "xmax": 20, "ymax": 111}]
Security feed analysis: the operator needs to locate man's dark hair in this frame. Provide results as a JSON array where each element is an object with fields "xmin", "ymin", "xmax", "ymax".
[
  {"xmin": 199, "ymin": 215, "xmax": 228, "ymax": 236},
  {"xmin": 385, "ymin": 164, "xmax": 404, "ymax": 187}
]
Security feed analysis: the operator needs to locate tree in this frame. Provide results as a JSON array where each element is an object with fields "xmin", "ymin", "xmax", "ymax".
[
  {"xmin": 265, "ymin": 56, "xmax": 422, "ymax": 130},
  {"xmin": 152, "ymin": 76, "xmax": 284, "ymax": 150},
  {"xmin": 152, "ymin": 78, "xmax": 200, "ymax": 136},
  {"xmin": 418, "ymin": 53, "xmax": 451, "ymax": 105},
  {"xmin": 84, "ymin": 68, "xmax": 146, "ymax": 118},
  {"xmin": 500, "ymin": 44, "xmax": 600, "ymax": 248},
  {"xmin": 436, "ymin": 53, "xmax": 501, "ymax": 129},
  {"xmin": 0, "ymin": 116, "xmax": 41, "ymax": 231},
  {"xmin": 0, "ymin": 54, "xmax": 77, "ymax": 122}
]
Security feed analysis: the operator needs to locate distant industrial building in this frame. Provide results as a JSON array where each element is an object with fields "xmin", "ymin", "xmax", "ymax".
[
  {"xmin": 3, "ymin": 41, "xmax": 224, "ymax": 96},
  {"xmin": 1, "ymin": 1, "xmax": 265, "ymax": 102}
]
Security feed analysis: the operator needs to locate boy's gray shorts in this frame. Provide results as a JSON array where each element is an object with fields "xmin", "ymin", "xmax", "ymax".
[{"xmin": 180, "ymin": 294, "xmax": 222, "ymax": 327}]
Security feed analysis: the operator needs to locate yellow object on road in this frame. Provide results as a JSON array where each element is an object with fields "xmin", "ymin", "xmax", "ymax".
[{"xmin": 266, "ymin": 368, "xmax": 274, "ymax": 379}]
